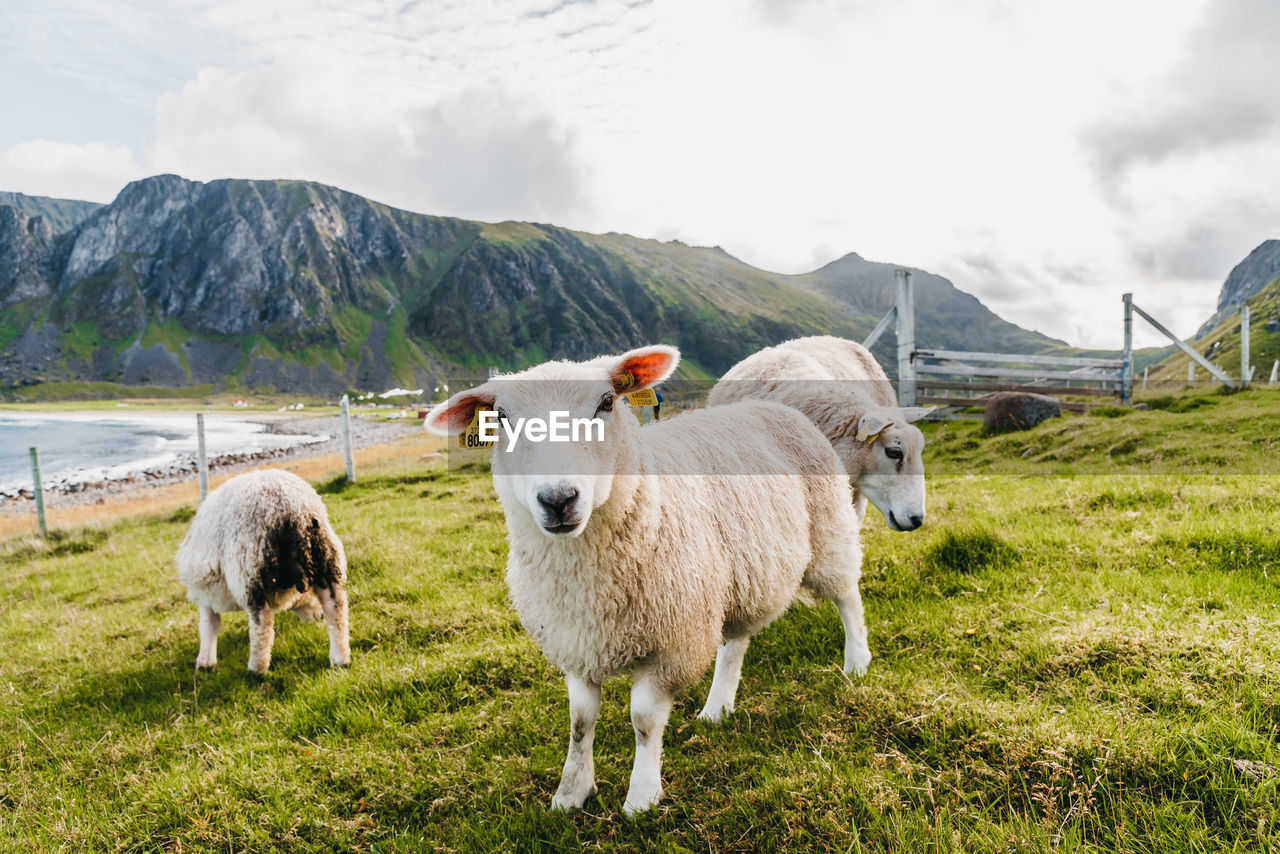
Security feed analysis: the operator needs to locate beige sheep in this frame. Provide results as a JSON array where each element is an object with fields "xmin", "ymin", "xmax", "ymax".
[
  {"xmin": 710, "ymin": 335, "xmax": 934, "ymax": 530},
  {"xmin": 426, "ymin": 345, "xmax": 867, "ymax": 815},
  {"xmin": 176, "ymin": 469, "xmax": 350, "ymax": 674}
]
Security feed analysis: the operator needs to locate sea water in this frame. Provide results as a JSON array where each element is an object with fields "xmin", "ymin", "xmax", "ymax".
[{"xmin": 0, "ymin": 412, "xmax": 326, "ymax": 491}]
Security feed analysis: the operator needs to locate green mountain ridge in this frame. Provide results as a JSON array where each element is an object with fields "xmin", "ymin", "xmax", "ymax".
[
  {"xmin": 1150, "ymin": 276, "xmax": 1280, "ymax": 385},
  {"xmin": 0, "ymin": 174, "xmax": 1120, "ymax": 396}
]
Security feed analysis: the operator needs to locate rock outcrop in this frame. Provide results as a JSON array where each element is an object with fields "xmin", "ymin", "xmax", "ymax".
[
  {"xmin": 983, "ymin": 392, "xmax": 1061, "ymax": 433},
  {"xmin": 1196, "ymin": 240, "xmax": 1280, "ymax": 338}
]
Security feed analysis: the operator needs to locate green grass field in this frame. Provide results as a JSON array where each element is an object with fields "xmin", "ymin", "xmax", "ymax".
[{"xmin": 2, "ymin": 392, "xmax": 1279, "ymax": 851}]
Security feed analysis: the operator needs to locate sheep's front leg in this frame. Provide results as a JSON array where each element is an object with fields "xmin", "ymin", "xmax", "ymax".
[
  {"xmin": 698, "ymin": 636, "xmax": 750, "ymax": 723},
  {"xmin": 246, "ymin": 607, "xmax": 276, "ymax": 675},
  {"xmin": 623, "ymin": 670, "xmax": 674, "ymax": 816},
  {"xmin": 835, "ymin": 586, "xmax": 871, "ymax": 677},
  {"xmin": 196, "ymin": 606, "xmax": 221, "ymax": 670},
  {"xmin": 551, "ymin": 673, "xmax": 601, "ymax": 811},
  {"xmin": 319, "ymin": 584, "xmax": 350, "ymax": 668}
]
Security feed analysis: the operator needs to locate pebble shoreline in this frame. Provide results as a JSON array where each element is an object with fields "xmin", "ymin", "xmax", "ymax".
[{"xmin": 0, "ymin": 413, "xmax": 421, "ymax": 510}]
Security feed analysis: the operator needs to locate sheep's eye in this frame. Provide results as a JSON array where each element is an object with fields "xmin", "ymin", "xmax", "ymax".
[
  {"xmin": 596, "ymin": 393, "xmax": 614, "ymax": 415},
  {"xmin": 885, "ymin": 446, "xmax": 903, "ymax": 461},
  {"xmin": 496, "ymin": 407, "xmax": 509, "ymax": 425}
]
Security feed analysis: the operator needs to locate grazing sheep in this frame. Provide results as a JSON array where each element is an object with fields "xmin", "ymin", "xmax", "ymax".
[
  {"xmin": 426, "ymin": 346, "xmax": 867, "ymax": 815},
  {"xmin": 709, "ymin": 335, "xmax": 934, "ymax": 531},
  {"xmin": 176, "ymin": 469, "xmax": 350, "ymax": 674}
]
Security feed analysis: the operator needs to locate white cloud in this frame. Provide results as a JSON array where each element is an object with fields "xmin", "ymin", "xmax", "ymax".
[
  {"xmin": 5, "ymin": 0, "xmax": 1280, "ymax": 349},
  {"xmin": 149, "ymin": 56, "xmax": 592, "ymax": 224},
  {"xmin": 1080, "ymin": 0, "xmax": 1280, "ymax": 308},
  {"xmin": 0, "ymin": 139, "xmax": 146, "ymax": 202}
]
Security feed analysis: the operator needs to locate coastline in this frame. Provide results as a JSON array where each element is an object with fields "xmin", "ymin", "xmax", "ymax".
[{"xmin": 0, "ymin": 410, "xmax": 431, "ymax": 519}]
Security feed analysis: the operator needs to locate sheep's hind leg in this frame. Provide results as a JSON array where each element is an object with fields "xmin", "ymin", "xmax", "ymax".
[
  {"xmin": 551, "ymin": 673, "xmax": 601, "ymax": 811},
  {"xmin": 319, "ymin": 584, "xmax": 350, "ymax": 668},
  {"xmin": 835, "ymin": 586, "xmax": 871, "ymax": 677},
  {"xmin": 246, "ymin": 608, "xmax": 276, "ymax": 675},
  {"xmin": 623, "ymin": 668, "xmax": 674, "ymax": 816},
  {"xmin": 196, "ymin": 606, "xmax": 221, "ymax": 670},
  {"xmin": 697, "ymin": 636, "xmax": 749, "ymax": 723}
]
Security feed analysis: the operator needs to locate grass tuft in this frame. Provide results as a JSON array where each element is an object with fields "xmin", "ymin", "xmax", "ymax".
[{"xmin": 924, "ymin": 527, "xmax": 1019, "ymax": 577}]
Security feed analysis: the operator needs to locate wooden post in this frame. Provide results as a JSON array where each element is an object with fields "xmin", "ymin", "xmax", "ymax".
[
  {"xmin": 1187, "ymin": 363, "xmax": 1194, "ymax": 385},
  {"xmin": 29, "ymin": 447, "xmax": 46, "ymax": 538},
  {"xmin": 1142, "ymin": 366, "xmax": 1148, "ymax": 391},
  {"xmin": 894, "ymin": 269, "xmax": 916, "ymax": 407},
  {"xmin": 340, "ymin": 395, "xmax": 356, "ymax": 482},
  {"xmin": 196, "ymin": 413, "xmax": 209, "ymax": 502},
  {"xmin": 862, "ymin": 305, "xmax": 896, "ymax": 350},
  {"xmin": 1241, "ymin": 305, "xmax": 1251, "ymax": 387},
  {"xmin": 1122, "ymin": 293, "xmax": 1133, "ymax": 403},
  {"xmin": 1129, "ymin": 299, "xmax": 1235, "ymax": 388},
  {"xmin": 1270, "ymin": 359, "xmax": 1279, "ymax": 386}
]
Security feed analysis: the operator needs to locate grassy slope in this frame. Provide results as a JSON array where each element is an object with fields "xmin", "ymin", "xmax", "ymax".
[
  {"xmin": 2, "ymin": 394, "xmax": 1279, "ymax": 851},
  {"xmin": 1147, "ymin": 278, "xmax": 1280, "ymax": 385}
]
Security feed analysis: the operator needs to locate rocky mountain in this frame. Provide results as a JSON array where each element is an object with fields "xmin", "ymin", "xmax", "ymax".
[
  {"xmin": 0, "ymin": 192, "xmax": 102, "ymax": 233},
  {"xmin": 1196, "ymin": 239, "xmax": 1280, "ymax": 338},
  {"xmin": 0, "ymin": 174, "xmax": 1071, "ymax": 395}
]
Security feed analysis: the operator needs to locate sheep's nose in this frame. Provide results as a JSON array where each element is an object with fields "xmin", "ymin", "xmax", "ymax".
[
  {"xmin": 537, "ymin": 486, "xmax": 580, "ymax": 520},
  {"xmin": 908, "ymin": 514, "xmax": 924, "ymax": 530}
]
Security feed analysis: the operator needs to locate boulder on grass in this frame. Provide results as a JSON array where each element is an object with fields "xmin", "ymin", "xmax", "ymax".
[{"xmin": 983, "ymin": 392, "xmax": 1061, "ymax": 433}]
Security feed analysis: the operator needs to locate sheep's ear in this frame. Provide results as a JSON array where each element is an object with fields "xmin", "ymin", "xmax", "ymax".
[
  {"xmin": 609, "ymin": 345, "xmax": 679, "ymax": 393},
  {"xmin": 900, "ymin": 406, "xmax": 937, "ymax": 423},
  {"xmin": 855, "ymin": 412, "xmax": 894, "ymax": 443},
  {"xmin": 425, "ymin": 386, "xmax": 496, "ymax": 435}
]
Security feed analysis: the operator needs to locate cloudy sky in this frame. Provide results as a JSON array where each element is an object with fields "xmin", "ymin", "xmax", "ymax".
[{"xmin": 2, "ymin": 0, "xmax": 1277, "ymax": 348}]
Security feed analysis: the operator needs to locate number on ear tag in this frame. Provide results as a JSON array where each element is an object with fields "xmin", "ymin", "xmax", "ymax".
[
  {"xmin": 628, "ymin": 388, "xmax": 659, "ymax": 407},
  {"xmin": 458, "ymin": 408, "xmax": 497, "ymax": 450}
]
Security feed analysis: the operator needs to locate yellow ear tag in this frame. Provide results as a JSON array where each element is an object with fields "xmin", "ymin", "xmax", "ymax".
[
  {"xmin": 615, "ymin": 371, "xmax": 636, "ymax": 391},
  {"xmin": 627, "ymin": 388, "xmax": 659, "ymax": 407},
  {"xmin": 458, "ymin": 408, "xmax": 497, "ymax": 450},
  {"xmin": 855, "ymin": 426, "xmax": 882, "ymax": 444}
]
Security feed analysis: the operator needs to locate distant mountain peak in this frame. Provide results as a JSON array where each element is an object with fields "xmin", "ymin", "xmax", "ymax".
[
  {"xmin": 1, "ymin": 172, "xmax": 1073, "ymax": 396},
  {"xmin": 0, "ymin": 191, "xmax": 103, "ymax": 233},
  {"xmin": 1196, "ymin": 239, "xmax": 1280, "ymax": 338}
]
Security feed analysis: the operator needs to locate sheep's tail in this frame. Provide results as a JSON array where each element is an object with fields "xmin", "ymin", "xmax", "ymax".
[{"xmin": 259, "ymin": 513, "xmax": 343, "ymax": 599}]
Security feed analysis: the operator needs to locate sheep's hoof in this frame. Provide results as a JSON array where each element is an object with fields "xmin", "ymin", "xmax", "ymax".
[
  {"xmin": 551, "ymin": 782, "xmax": 596, "ymax": 812},
  {"xmin": 330, "ymin": 659, "xmax": 351, "ymax": 669},
  {"xmin": 622, "ymin": 789, "xmax": 662, "ymax": 817},
  {"xmin": 696, "ymin": 705, "xmax": 731, "ymax": 723},
  {"xmin": 195, "ymin": 660, "xmax": 216, "ymax": 671},
  {"xmin": 844, "ymin": 650, "xmax": 871, "ymax": 678}
]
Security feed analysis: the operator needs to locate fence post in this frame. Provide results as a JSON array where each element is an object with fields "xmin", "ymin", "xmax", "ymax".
[
  {"xmin": 196, "ymin": 413, "xmax": 209, "ymax": 502},
  {"xmin": 1271, "ymin": 360, "xmax": 1279, "ymax": 386},
  {"xmin": 1142, "ymin": 366, "xmax": 1148, "ymax": 391},
  {"xmin": 1187, "ymin": 363, "xmax": 1194, "ymax": 385},
  {"xmin": 894, "ymin": 269, "xmax": 916, "ymax": 407},
  {"xmin": 340, "ymin": 395, "xmax": 356, "ymax": 482},
  {"xmin": 1122, "ymin": 293, "xmax": 1133, "ymax": 403},
  {"xmin": 29, "ymin": 447, "xmax": 46, "ymax": 538},
  {"xmin": 1241, "ymin": 305, "xmax": 1251, "ymax": 387}
]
